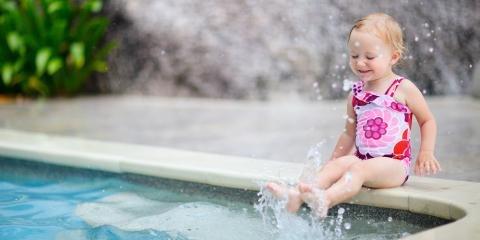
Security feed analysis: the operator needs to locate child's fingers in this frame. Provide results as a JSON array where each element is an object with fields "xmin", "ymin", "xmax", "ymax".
[
  {"xmin": 425, "ymin": 161, "xmax": 431, "ymax": 175},
  {"xmin": 434, "ymin": 159, "xmax": 442, "ymax": 172},
  {"xmin": 429, "ymin": 161, "xmax": 438, "ymax": 175}
]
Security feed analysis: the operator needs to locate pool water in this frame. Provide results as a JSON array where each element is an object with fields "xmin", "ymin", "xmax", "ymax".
[{"xmin": 0, "ymin": 157, "xmax": 450, "ymax": 240}]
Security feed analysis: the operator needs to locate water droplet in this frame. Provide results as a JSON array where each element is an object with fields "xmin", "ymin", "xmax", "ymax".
[
  {"xmin": 160, "ymin": 50, "xmax": 166, "ymax": 55},
  {"xmin": 344, "ymin": 222, "xmax": 351, "ymax": 230},
  {"xmin": 343, "ymin": 79, "xmax": 353, "ymax": 91},
  {"xmin": 424, "ymin": 22, "xmax": 429, "ymax": 28},
  {"xmin": 388, "ymin": 216, "xmax": 393, "ymax": 222},
  {"xmin": 428, "ymin": 47, "xmax": 434, "ymax": 53},
  {"xmin": 469, "ymin": 64, "xmax": 473, "ymax": 68},
  {"xmin": 422, "ymin": 89, "xmax": 427, "ymax": 94},
  {"xmin": 338, "ymin": 207, "xmax": 345, "ymax": 215},
  {"xmin": 414, "ymin": 36, "xmax": 419, "ymax": 42}
]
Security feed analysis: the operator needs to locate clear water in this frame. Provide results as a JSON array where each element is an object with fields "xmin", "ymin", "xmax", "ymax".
[{"xmin": 0, "ymin": 157, "xmax": 450, "ymax": 240}]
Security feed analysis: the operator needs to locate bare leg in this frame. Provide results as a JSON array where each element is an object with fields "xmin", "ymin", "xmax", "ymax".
[
  {"xmin": 298, "ymin": 183, "xmax": 329, "ymax": 218},
  {"xmin": 265, "ymin": 155, "xmax": 359, "ymax": 213},
  {"xmin": 300, "ymin": 157, "xmax": 407, "ymax": 216},
  {"xmin": 312, "ymin": 155, "xmax": 361, "ymax": 189}
]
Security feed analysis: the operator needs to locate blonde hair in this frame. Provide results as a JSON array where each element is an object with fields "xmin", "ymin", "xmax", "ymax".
[{"xmin": 348, "ymin": 13, "xmax": 406, "ymax": 61}]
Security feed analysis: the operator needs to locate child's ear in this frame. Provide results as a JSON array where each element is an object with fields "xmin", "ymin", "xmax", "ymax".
[{"xmin": 391, "ymin": 51, "xmax": 400, "ymax": 65}]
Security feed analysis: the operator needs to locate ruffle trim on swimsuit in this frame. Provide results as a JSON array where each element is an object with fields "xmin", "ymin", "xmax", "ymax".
[{"xmin": 352, "ymin": 78, "xmax": 412, "ymax": 115}]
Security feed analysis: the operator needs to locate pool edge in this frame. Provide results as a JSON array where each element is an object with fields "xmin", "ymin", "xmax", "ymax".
[{"xmin": 0, "ymin": 129, "xmax": 478, "ymax": 240}]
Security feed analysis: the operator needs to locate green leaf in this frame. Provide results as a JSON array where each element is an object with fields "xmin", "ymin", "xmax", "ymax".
[
  {"xmin": 13, "ymin": 59, "xmax": 24, "ymax": 72},
  {"xmin": 2, "ymin": 64, "xmax": 14, "ymax": 85},
  {"xmin": 1, "ymin": 1, "xmax": 17, "ymax": 12},
  {"xmin": 47, "ymin": 1, "xmax": 64, "ymax": 14},
  {"xmin": 47, "ymin": 57, "xmax": 63, "ymax": 75},
  {"xmin": 84, "ymin": 0, "xmax": 102, "ymax": 13},
  {"xmin": 36, "ymin": 48, "xmax": 52, "ymax": 76},
  {"xmin": 70, "ymin": 42, "xmax": 85, "ymax": 68},
  {"xmin": 6, "ymin": 32, "xmax": 24, "ymax": 52}
]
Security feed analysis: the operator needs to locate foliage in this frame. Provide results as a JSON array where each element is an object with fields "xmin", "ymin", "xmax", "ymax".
[{"xmin": 0, "ymin": 0, "xmax": 115, "ymax": 97}]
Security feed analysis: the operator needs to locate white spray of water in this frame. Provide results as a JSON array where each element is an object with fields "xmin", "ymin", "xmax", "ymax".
[
  {"xmin": 299, "ymin": 141, "xmax": 327, "ymax": 184},
  {"xmin": 255, "ymin": 185, "xmax": 335, "ymax": 240},
  {"xmin": 254, "ymin": 140, "xmax": 354, "ymax": 239}
]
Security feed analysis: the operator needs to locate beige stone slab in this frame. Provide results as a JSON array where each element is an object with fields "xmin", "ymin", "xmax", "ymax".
[{"xmin": 0, "ymin": 129, "xmax": 479, "ymax": 240}]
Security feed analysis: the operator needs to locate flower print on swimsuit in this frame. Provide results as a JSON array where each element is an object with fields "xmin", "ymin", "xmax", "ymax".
[
  {"xmin": 393, "ymin": 129, "xmax": 411, "ymax": 160},
  {"xmin": 363, "ymin": 117, "xmax": 388, "ymax": 140},
  {"xmin": 356, "ymin": 107, "xmax": 402, "ymax": 151},
  {"xmin": 390, "ymin": 102, "xmax": 407, "ymax": 112}
]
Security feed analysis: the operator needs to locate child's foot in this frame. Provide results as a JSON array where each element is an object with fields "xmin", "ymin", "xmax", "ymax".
[
  {"xmin": 298, "ymin": 183, "xmax": 330, "ymax": 218},
  {"xmin": 265, "ymin": 182, "xmax": 287, "ymax": 199},
  {"xmin": 265, "ymin": 182, "xmax": 303, "ymax": 213}
]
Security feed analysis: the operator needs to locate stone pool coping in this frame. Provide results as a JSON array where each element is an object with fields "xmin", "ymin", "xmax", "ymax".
[{"xmin": 0, "ymin": 129, "xmax": 478, "ymax": 239}]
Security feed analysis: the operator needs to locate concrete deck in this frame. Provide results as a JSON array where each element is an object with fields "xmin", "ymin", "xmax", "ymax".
[{"xmin": 0, "ymin": 95, "xmax": 479, "ymax": 181}]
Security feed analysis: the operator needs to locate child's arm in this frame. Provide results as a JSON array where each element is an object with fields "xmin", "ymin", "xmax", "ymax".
[
  {"xmin": 330, "ymin": 93, "xmax": 356, "ymax": 160},
  {"xmin": 402, "ymin": 80, "xmax": 442, "ymax": 175}
]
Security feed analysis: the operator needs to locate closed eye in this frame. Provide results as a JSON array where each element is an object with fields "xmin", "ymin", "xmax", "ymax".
[
  {"xmin": 351, "ymin": 55, "xmax": 359, "ymax": 59},
  {"xmin": 366, "ymin": 56, "xmax": 375, "ymax": 60}
]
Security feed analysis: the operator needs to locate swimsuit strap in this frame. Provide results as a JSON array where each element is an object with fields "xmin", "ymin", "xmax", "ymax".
[{"xmin": 384, "ymin": 77, "xmax": 405, "ymax": 97}]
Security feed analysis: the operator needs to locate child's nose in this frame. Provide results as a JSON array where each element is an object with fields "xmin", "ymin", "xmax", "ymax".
[{"xmin": 356, "ymin": 60, "xmax": 366, "ymax": 67}]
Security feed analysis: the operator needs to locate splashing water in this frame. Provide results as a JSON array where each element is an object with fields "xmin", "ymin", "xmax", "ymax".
[
  {"xmin": 300, "ymin": 141, "xmax": 327, "ymax": 184},
  {"xmin": 255, "ymin": 185, "xmax": 334, "ymax": 240},
  {"xmin": 254, "ymin": 138, "xmax": 341, "ymax": 240}
]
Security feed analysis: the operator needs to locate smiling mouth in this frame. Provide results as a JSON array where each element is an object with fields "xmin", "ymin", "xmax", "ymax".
[{"xmin": 358, "ymin": 70, "xmax": 371, "ymax": 73}]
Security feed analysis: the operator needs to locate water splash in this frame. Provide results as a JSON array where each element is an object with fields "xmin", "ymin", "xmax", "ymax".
[
  {"xmin": 255, "ymin": 184, "xmax": 334, "ymax": 240},
  {"xmin": 300, "ymin": 141, "xmax": 327, "ymax": 184}
]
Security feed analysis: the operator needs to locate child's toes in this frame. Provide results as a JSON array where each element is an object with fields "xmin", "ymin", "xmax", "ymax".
[
  {"xmin": 298, "ymin": 182, "xmax": 313, "ymax": 193},
  {"xmin": 265, "ymin": 182, "xmax": 287, "ymax": 199}
]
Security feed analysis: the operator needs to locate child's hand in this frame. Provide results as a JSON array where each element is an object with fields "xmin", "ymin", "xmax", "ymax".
[{"xmin": 414, "ymin": 151, "xmax": 442, "ymax": 176}]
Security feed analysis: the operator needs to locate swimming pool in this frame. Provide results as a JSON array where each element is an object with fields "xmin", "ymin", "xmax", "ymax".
[{"xmin": 0, "ymin": 157, "xmax": 450, "ymax": 240}]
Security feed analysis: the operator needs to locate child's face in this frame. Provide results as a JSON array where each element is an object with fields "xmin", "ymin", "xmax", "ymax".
[{"xmin": 348, "ymin": 29, "xmax": 399, "ymax": 82}]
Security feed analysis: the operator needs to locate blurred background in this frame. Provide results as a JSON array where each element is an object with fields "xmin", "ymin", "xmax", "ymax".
[
  {"xmin": 95, "ymin": 0, "xmax": 480, "ymax": 100},
  {"xmin": 1, "ymin": 0, "xmax": 479, "ymax": 100},
  {"xmin": 0, "ymin": 0, "xmax": 479, "ymax": 181}
]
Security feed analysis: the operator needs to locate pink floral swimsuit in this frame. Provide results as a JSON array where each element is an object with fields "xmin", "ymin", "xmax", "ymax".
[{"xmin": 352, "ymin": 77, "xmax": 413, "ymax": 179}]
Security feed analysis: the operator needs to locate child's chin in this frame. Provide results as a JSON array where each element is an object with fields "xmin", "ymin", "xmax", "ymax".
[{"xmin": 358, "ymin": 76, "xmax": 372, "ymax": 81}]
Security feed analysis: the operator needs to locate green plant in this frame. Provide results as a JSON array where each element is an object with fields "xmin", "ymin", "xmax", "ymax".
[{"xmin": 0, "ymin": 0, "xmax": 115, "ymax": 97}]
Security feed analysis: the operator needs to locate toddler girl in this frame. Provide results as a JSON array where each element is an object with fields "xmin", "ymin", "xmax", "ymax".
[{"xmin": 266, "ymin": 12, "xmax": 441, "ymax": 217}]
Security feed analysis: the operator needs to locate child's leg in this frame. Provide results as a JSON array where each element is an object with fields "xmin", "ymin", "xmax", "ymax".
[
  {"xmin": 312, "ymin": 155, "xmax": 361, "ymax": 189},
  {"xmin": 300, "ymin": 157, "xmax": 407, "ymax": 216},
  {"xmin": 265, "ymin": 155, "xmax": 359, "ymax": 213}
]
